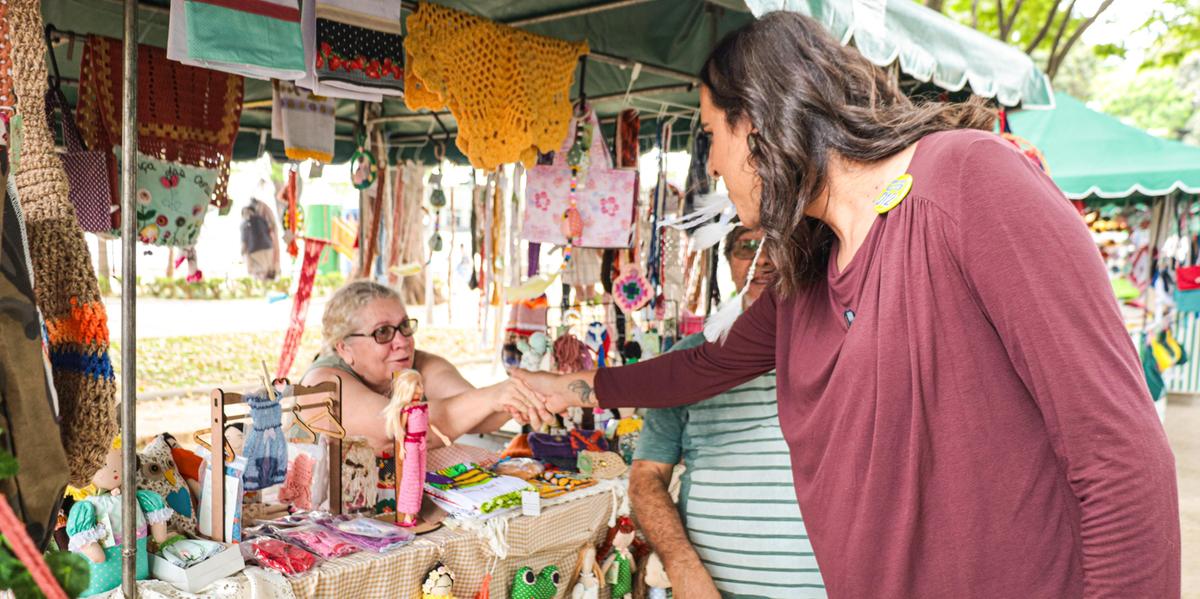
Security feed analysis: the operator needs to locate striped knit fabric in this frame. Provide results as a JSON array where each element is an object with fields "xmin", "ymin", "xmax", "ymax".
[{"xmin": 9, "ymin": 0, "xmax": 116, "ymax": 485}]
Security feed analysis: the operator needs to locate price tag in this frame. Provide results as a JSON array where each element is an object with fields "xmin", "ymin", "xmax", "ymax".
[{"xmin": 521, "ymin": 490, "xmax": 542, "ymax": 517}]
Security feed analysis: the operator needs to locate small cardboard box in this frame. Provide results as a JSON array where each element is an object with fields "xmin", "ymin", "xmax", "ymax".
[{"xmin": 151, "ymin": 543, "xmax": 245, "ymax": 593}]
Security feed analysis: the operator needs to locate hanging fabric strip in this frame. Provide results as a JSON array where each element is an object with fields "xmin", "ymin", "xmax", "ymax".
[
  {"xmin": 277, "ymin": 238, "xmax": 328, "ymax": 379},
  {"xmin": 358, "ymin": 142, "xmax": 386, "ymax": 278}
]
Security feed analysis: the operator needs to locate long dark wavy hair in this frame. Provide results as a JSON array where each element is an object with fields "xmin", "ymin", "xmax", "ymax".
[{"xmin": 701, "ymin": 12, "xmax": 996, "ymax": 295}]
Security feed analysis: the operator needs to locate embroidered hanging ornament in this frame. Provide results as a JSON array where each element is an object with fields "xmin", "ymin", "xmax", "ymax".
[
  {"xmin": 561, "ymin": 106, "xmax": 592, "ymax": 264},
  {"xmin": 350, "ymin": 131, "xmax": 378, "ymax": 190},
  {"xmin": 429, "ymin": 145, "xmax": 447, "ymax": 254},
  {"xmin": 281, "ymin": 167, "xmax": 303, "ymax": 258},
  {"xmin": 613, "ymin": 264, "xmax": 652, "ymax": 314},
  {"xmin": 704, "ymin": 240, "xmax": 765, "ymax": 343}
]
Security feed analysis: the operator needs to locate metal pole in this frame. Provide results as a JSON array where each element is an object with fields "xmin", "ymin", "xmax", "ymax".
[{"xmin": 120, "ymin": 0, "xmax": 139, "ymax": 596}]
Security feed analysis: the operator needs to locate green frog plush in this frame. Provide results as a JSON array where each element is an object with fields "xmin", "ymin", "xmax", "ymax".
[{"xmin": 510, "ymin": 565, "xmax": 561, "ymax": 599}]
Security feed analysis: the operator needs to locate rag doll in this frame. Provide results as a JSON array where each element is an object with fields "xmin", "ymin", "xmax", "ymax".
[
  {"xmin": 643, "ymin": 553, "xmax": 671, "ymax": 599},
  {"xmin": 571, "ymin": 546, "xmax": 603, "ymax": 599},
  {"xmin": 67, "ymin": 438, "xmax": 173, "ymax": 597},
  {"xmin": 385, "ymin": 369, "xmax": 452, "ymax": 526},
  {"xmin": 599, "ymin": 516, "xmax": 643, "ymax": 599},
  {"xmin": 422, "ymin": 562, "xmax": 457, "ymax": 599},
  {"xmin": 516, "ymin": 331, "xmax": 549, "ymax": 372}
]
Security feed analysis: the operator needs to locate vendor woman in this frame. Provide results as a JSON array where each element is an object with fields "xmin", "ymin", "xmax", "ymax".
[
  {"xmin": 515, "ymin": 11, "xmax": 1179, "ymax": 599},
  {"xmin": 301, "ymin": 280, "xmax": 547, "ymax": 452}
]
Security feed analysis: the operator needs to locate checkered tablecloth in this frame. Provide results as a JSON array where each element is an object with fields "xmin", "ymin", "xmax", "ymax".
[{"xmin": 288, "ymin": 480, "xmax": 622, "ymax": 598}]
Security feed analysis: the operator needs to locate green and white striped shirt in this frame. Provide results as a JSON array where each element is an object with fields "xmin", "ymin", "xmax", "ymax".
[{"xmin": 633, "ymin": 334, "xmax": 826, "ymax": 599}]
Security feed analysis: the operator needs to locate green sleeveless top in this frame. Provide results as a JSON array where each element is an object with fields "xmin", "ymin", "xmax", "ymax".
[{"xmin": 303, "ymin": 353, "xmax": 368, "ymax": 387}]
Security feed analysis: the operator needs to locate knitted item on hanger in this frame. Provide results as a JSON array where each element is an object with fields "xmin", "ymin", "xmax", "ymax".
[
  {"xmin": 9, "ymin": 0, "xmax": 116, "ymax": 486},
  {"xmin": 404, "ymin": 2, "xmax": 589, "ymax": 169},
  {"xmin": 76, "ymin": 35, "xmax": 244, "ymax": 214}
]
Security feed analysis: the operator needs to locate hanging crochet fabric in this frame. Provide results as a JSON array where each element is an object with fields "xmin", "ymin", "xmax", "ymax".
[
  {"xmin": 310, "ymin": 0, "xmax": 405, "ymax": 96},
  {"xmin": 242, "ymin": 391, "xmax": 288, "ymax": 491},
  {"xmin": 272, "ymin": 81, "xmax": 336, "ymax": 163},
  {"xmin": 9, "ymin": 0, "xmax": 116, "ymax": 486},
  {"xmin": 167, "ymin": 0, "xmax": 306, "ymax": 81},
  {"xmin": 76, "ymin": 35, "xmax": 244, "ymax": 214},
  {"xmin": 276, "ymin": 238, "xmax": 327, "ymax": 379},
  {"xmin": 405, "ymin": 2, "xmax": 589, "ymax": 169}
]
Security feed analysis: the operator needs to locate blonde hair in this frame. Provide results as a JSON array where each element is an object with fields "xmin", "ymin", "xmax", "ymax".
[
  {"xmin": 321, "ymin": 280, "xmax": 403, "ymax": 357},
  {"xmin": 383, "ymin": 369, "xmax": 423, "ymax": 440}
]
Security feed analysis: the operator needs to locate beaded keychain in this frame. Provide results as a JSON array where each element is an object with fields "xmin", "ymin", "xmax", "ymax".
[
  {"xmin": 561, "ymin": 105, "xmax": 592, "ymax": 265},
  {"xmin": 428, "ymin": 142, "xmax": 447, "ymax": 256}
]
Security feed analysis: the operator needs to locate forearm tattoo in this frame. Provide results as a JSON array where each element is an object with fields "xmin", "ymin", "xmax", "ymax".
[{"xmin": 568, "ymin": 379, "xmax": 595, "ymax": 406}]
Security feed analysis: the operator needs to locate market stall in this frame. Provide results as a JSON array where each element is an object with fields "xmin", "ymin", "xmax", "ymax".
[
  {"xmin": 1008, "ymin": 92, "xmax": 1200, "ymax": 404},
  {"xmin": 0, "ymin": 1, "xmax": 1056, "ymax": 597}
]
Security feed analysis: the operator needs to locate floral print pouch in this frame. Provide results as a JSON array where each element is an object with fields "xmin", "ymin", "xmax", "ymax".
[{"xmin": 114, "ymin": 147, "xmax": 215, "ymax": 247}]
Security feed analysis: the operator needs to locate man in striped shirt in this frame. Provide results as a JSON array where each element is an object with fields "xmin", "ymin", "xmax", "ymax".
[{"xmin": 630, "ymin": 226, "xmax": 826, "ymax": 598}]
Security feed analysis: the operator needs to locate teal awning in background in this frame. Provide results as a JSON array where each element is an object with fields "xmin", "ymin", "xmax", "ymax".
[
  {"xmin": 1008, "ymin": 93, "xmax": 1200, "ymax": 200},
  {"xmin": 746, "ymin": 0, "xmax": 1055, "ymax": 109},
  {"xmin": 41, "ymin": 0, "xmax": 1053, "ymax": 164}
]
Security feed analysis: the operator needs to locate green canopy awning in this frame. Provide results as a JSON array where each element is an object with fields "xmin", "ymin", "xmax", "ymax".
[
  {"xmin": 1007, "ymin": 93, "xmax": 1200, "ymax": 200},
  {"xmin": 40, "ymin": 0, "xmax": 1052, "ymax": 164},
  {"xmin": 746, "ymin": 0, "xmax": 1054, "ymax": 109}
]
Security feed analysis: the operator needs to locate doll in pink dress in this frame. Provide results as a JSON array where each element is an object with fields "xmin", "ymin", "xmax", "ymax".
[{"xmin": 383, "ymin": 369, "xmax": 452, "ymax": 527}]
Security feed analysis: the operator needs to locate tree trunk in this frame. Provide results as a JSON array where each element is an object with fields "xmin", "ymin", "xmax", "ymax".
[{"xmin": 925, "ymin": 0, "xmax": 946, "ymax": 12}]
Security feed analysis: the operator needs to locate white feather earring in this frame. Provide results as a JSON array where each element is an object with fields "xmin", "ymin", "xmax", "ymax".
[
  {"xmin": 703, "ymin": 240, "xmax": 764, "ymax": 344},
  {"xmin": 657, "ymin": 191, "xmax": 738, "ymax": 252}
]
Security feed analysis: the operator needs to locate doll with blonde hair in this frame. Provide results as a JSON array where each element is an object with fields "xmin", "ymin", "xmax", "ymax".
[{"xmin": 383, "ymin": 369, "xmax": 451, "ymax": 526}]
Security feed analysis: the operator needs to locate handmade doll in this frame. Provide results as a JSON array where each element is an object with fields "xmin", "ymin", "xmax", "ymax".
[
  {"xmin": 67, "ymin": 438, "xmax": 173, "ymax": 597},
  {"xmin": 384, "ymin": 369, "xmax": 452, "ymax": 526},
  {"xmin": 516, "ymin": 331, "xmax": 549, "ymax": 372},
  {"xmin": 643, "ymin": 553, "xmax": 671, "ymax": 599},
  {"xmin": 571, "ymin": 546, "xmax": 603, "ymax": 599},
  {"xmin": 599, "ymin": 516, "xmax": 642, "ymax": 599},
  {"xmin": 422, "ymin": 562, "xmax": 457, "ymax": 599},
  {"xmin": 342, "ymin": 435, "xmax": 378, "ymax": 511}
]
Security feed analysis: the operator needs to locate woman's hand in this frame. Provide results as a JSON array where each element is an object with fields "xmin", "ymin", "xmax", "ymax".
[
  {"xmin": 510, "ymin": 369, "xmax": 599, "ymax": 415},
  {"xmin": 492, "ymin": 376, "xmax": 556, "ymax": 429}
]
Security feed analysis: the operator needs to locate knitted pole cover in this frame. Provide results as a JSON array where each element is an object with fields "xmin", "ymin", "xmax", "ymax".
[{"xmin": 9, "ymin": 0, "xmax": 117, "ymax": 486}]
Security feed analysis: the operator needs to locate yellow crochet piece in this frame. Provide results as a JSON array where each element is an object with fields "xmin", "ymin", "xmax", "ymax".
[{"xmin": 405, "ymin": 3, "xmax": 589, "ymax": 169}]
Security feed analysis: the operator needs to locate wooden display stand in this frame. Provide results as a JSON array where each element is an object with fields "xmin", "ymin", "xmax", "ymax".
[{"xmin": 207, "ymin": 378, "xmax": 345, "ymax": 542}]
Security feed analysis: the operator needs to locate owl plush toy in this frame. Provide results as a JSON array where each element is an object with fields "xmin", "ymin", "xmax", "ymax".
[
  {"xmin": 137, "ymin": 434, "xmax": 198, "ymax": 535},
  {"xmin": 511, "ymin": 566, "xmax": 560, "ymax": 599}
]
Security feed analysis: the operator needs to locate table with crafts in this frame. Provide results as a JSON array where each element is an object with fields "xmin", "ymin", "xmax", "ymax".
[{"xmin": 287, "ymin": 480, "xmax": 622, "ymax": 598}]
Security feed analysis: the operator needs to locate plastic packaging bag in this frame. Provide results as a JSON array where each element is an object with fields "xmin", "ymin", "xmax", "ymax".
[
  {"xmin": 240, "ymin": 536, "xmax": 321, "ymax": 577},
  {"xmin": 277, "ymin": 523, "xmax": 360, "ymax": 559},
  {"xmin": 316, "ymin": 514, "xmax": 414, "ymax": 553}
]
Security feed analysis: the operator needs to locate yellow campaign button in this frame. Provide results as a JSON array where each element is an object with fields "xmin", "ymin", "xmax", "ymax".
[{"xmin": 873, "ymin": 173, "xmax": 913, "ymax": 214}]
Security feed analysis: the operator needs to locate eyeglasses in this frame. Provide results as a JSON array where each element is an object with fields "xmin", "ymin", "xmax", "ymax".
[
  {"xmin": 731, "ymin": 238, "xmax": 762, "ymax": 260},
  {"xmin": 345, "ymin": 318, "xmax": 419, "ymax": 344}
]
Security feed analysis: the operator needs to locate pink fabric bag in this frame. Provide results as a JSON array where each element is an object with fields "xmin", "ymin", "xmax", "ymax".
[{"xmin": 522, "ymin": 109, "xmax": 637, "ymax": 248}]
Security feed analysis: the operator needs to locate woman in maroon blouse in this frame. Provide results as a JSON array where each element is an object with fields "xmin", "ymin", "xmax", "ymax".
[{"xmin": 516, "ymin": 11, "xmax": 1180, "ymax": 599}]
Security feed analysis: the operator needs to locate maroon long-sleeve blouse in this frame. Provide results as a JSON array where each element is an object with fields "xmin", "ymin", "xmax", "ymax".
[{"xmin": 597, "ymin": 130, "xmax": 1180, "ymax": 598}]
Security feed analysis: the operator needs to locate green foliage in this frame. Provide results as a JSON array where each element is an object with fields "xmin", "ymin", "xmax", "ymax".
[
  {"xmin": 0, "ymin": 550, "xmax": 39, "ymax": 599},
  {"xmin": 1140, "ymin": 0, "xmax": 1200, "ymax": 68},
  {"xmin": 1096, "ymin": 68, "xmax": 1196, "ymax": 138},
  {"xmin": 940, "ymin": 0, "xmax": 1116, "ymax": 80},
  {"xmin": 44, "ymin": 551, "xmax": 90, "ymax": 598}
]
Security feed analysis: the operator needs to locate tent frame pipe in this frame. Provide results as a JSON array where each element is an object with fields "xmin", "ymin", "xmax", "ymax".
[
  {"xmin": 367, "ymin": 83, "xmax": 695, "ymax": 127},
  {"xmin": 119, "ymin": 0, "xmax": 139, "ymax": 596}
]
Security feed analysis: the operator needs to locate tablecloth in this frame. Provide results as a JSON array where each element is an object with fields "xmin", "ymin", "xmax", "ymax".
[{"xmin": 288, "ymin": 480, "xmax": 623, "ymax": 598}]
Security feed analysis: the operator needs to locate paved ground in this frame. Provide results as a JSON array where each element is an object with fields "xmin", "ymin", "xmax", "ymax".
[{"xmin": 1166, "ymin": 395, "xmax": 1200, "ymax": 598}]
